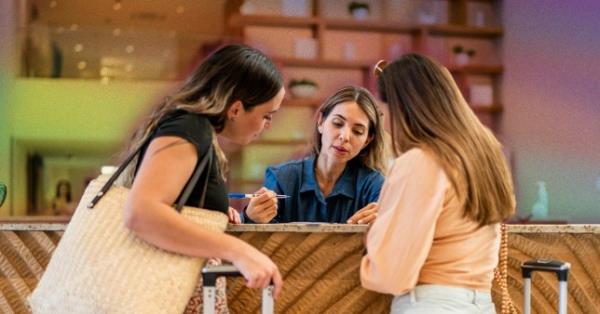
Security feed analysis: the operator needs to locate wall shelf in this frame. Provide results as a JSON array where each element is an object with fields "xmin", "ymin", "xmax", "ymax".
[
  {"xmin": 325, "ymin": 18, "xmax": 419, "ymax": 34},
  {"xmin": 449, "ymin": 65, "xmax": 504, "ymax": 75},
  {"xmin": 275, "ymin": 57, "xmax": 372, "ymax": 70},
  {"xmin": 230, "ymin": 14, "xmax": 502, "ymax": 38},
  {"xmin": 426, "ymin": 24, "xmax": 503, "ymax": 38},
  {"xmin": 229, "ymin": 14, "xmax": 320, "ymax": 29},
  {"xmin": 226, "ymin": 0, "xmax": 505, "ymax": 189},
  {"xmin": 472, "ymin": 104, "xmax": 503, "ymax": 114}
]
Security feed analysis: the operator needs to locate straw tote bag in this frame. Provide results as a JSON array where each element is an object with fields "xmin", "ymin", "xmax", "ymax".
[{"xmin": 29, "ymin": 139, "xmax": 229, "ymax": 314}]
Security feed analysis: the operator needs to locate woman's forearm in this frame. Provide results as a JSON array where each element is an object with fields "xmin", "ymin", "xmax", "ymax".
[{"xmin": 124, "ymin": 198, "xmax": 246, "ymax": 262}]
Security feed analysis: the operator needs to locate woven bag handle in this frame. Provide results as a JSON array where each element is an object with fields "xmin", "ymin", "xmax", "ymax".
[{"xmin": 88, "ymin": 134, "xmax": 214, "ymax": 211}]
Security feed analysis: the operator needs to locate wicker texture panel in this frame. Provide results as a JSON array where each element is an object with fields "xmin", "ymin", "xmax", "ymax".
[
  {"xmin": 0, "ymin": 231, "xmax": 61, "ymax": 313},
  {"xmin": 0, "ymin": 230, "xmax": 598, "ymax": 313},
  {"xmin": 226, "ymin": 232, "xmax": 392, "ymax": 313}
]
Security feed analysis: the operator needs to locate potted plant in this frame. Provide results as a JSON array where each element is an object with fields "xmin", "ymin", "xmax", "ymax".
[
  {"xmin": 452, "ymin": 45, "xmax": 469, "ymax": 66},
  {"xmin": 289, "ymin": 78, "xmax": 318, "ymax": 98},
  {"xmin": 348, "ymin": 2, "xmax": 369, "ymax": 20}
]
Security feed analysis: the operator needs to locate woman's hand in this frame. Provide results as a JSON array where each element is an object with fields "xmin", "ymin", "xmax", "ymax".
[
  {"xmin": 347, "ymin": 202, "xmax": 378, "ymax": 224},
  {"xmin": 232, "ymin": 243, "xmax": 283, "ymax": 299},
  {"xmin": 245, "ymin": 187, "xmax": 278, "ymax": 223},
  {"xmin": 228, "ymin": 207, "xmax": 241, "ymax": 224}
]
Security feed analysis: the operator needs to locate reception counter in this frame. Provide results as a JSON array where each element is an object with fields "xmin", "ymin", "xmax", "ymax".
[{"xmin": 0, "ymin": 219, "xmax": 598, "ymax": 313}]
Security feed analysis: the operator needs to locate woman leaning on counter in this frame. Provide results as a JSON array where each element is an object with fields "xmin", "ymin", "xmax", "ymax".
[
  {"xmin": 244, "ymin": 86, "xmax": 388, "ymax": 224},
  {"xmin": 361, "ymin": 54, "xmax": 515, "ymax": 313}
]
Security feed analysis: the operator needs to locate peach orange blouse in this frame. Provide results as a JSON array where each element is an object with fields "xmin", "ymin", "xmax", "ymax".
[{"xmin": 360, "ymin": 148, "xmax": 500, "ymax": 295}]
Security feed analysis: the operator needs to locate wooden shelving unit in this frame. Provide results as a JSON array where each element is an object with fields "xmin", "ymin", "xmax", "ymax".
[
  {"xmin": 230, "ymin": 14, "xmax": 501, "ymax": 38},
  {"xmin": 426, "ymin": 24, "xmax": 502, "ymax": 38},
  {"xmin": 275, "ymin": 57, "xmax": 372, "ymax": 70},
  {"xmin": 225, "ymin": 0, "xmax": 504, "ymax": 190},
  {"xmin": 472, "ymin": 104, "xmax": 503, "ymax": 114},
  {"xmin": 449, "ymin": 65, "xmax": 504, "ymax": 75},
  {"xmin": 229, "ymin": 14, "xmax": 320, "ymax": 29},
  {"xmin": 317, "ymin": 19, "xmax": 418, "ymax": 34}
]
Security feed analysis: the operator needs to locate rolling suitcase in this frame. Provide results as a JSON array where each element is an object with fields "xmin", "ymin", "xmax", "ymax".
[
  {"xmin": 521, "ymin": 259, "xmax": 570, "ymax": 314},
  {"xmin": 202, "ymin": 264, "xmax": 274, "ymax": 314}
]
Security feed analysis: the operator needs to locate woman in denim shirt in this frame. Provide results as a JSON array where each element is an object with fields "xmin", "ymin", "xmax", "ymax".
[{"xmin": 244, "ymin": 86, "xmax": 388, "ymax": 224}]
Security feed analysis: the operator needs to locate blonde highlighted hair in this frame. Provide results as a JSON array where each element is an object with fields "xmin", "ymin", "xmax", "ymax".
[{"xmin": 377, "ymin": 54, "xmax": 515, "ymax": 225}]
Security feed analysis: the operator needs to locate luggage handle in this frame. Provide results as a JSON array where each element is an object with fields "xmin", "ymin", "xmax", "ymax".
[
  {"xmin": 521, "ymin": 259, "xmax": 570, "ymax": 314},
  {"xmin": 202, "ymin": 264, "xmax": 274, "ymax": 314}
]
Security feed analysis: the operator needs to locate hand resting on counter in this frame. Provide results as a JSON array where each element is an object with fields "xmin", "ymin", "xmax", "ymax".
[{"xmin": 347, "ymin": 202, "xmax": 378, "ymax": 225}]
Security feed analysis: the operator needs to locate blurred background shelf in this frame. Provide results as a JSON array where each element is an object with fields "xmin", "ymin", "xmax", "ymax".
[
  {"xmin": 230, "ymin": 14, "xmax": 502, "ymax": 37},
  {"xmin": 449, "ymin": 65, "xmax": 504, "ymax": 75},
  {"xmin": 224, "ymin": 0, "xmax": 506, "ymax": 193},
  {"xmin": 275, "ymin": 57, "xmax": 373, "ymax": 70}
]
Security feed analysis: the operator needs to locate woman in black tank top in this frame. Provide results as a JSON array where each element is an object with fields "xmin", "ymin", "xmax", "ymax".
[{"xmin": 121, "ymin": 44, "xmax": 285, "ymax": 298}]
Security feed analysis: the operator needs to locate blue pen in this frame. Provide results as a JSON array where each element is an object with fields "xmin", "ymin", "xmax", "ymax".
[{"xmin": 228, "ymin": 193, "xmax": 290, "ymax": 199}]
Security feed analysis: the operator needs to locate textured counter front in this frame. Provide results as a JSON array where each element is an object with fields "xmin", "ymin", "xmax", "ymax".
[{"xmin": 0, "ymin": 220, "xmax": 598, "ymax": 313}]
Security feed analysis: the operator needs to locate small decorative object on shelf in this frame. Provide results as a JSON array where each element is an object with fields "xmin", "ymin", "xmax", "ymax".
[
  {"xmin": 342, "ymin": 42, "xmax": 356, "ymax": 60},
  {"xmin": 348, "ymin": 1, "xmax": 370, "ymax": 20},
  {"xmin": 289, "ymin": 78, "xmax": 318, "ymax": 98},
  {"xmin": 418, "ymin": 11, "xmax": 437, "ymax": 25},
  {"xmin": 239, "ymin": 0, "xmax": 256, "ymax": 15},
  {"xmin": 282, "ymin": 0, "xmax": 309, "ymax": 17},
  {"xmin": 452, "ymin": 45, "xmax": 469, "ymax": 66},
  {"xmin": 293, "ymin": 37, "xmax": 318, "ymax": 59},
  {"xmin": 469, "ymin": 84, "xmax": 494, "ymax": 107},
  {"xmin": 474, "ymin": 10, "xmax": 486, "ymax": 27}
]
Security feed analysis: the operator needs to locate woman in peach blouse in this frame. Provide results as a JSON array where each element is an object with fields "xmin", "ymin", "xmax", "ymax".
[{"xmin": 361, "ymin": 54, "xmax": 515, "ymax": 313}]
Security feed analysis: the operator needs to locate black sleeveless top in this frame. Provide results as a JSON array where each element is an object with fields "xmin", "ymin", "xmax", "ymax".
[{"xmin": 136, "ymin": 110, "xmax": 228, "ymax": 214}]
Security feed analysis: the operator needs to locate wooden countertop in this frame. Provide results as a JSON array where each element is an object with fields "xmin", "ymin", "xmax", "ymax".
[
  {"xmin": 0, "ymin": 216, "xmax": 600, "ymax": 234},
  {"xmin": 1, "ymin": 216, "xmax": 598, "ymax": 233}
]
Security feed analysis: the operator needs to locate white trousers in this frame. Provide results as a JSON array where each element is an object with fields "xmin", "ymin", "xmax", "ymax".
[{"xmin": 391, "ymin": 284, "xmax": 496, "ymax": 314}]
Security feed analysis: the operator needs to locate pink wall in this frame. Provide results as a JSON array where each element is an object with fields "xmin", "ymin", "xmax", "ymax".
[{"xmin": 501, "ymin": 1, "xmax": 600, "ymax": 222}]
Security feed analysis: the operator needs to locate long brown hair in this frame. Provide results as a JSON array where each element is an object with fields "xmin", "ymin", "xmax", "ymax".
[
  {"xmin": 312, "ymin": 86, "xmax": 388, "ymax": 174},
  {"xmin": 120, "ymin": 44, "xmax": 283, "ymax": 185},
  {"xmin": 377, "ymin": 53, "xmax": 514, "ymax": 225}
]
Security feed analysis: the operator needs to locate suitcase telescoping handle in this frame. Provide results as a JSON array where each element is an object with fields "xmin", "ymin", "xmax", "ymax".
[
  {"xmin": 521, "ymin": 259, "xmax": 571, "ymax": 314},
  {"xmin": 202, "ymin": 264, "xmax": 274, "ymax": 314}
]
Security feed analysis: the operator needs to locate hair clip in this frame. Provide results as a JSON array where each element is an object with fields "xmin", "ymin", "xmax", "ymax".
[{"xmin": 373, "ymin": 59, "xmax": 388, "ymax": 76}]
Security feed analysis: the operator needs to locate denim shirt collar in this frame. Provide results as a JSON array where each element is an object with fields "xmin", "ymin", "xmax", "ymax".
[{"xmin": 299, "ymin": 155, "xmax": 356, "ymax": 200}]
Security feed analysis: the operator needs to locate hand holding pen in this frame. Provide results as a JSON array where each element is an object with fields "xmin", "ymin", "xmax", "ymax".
[
  {"xmin": 229, "ymin": 193, "xmax": 289, "ymax": 199},
  {"xmin": 244, "ymin": 187, "xmax": 279, "ymax": 223}
]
